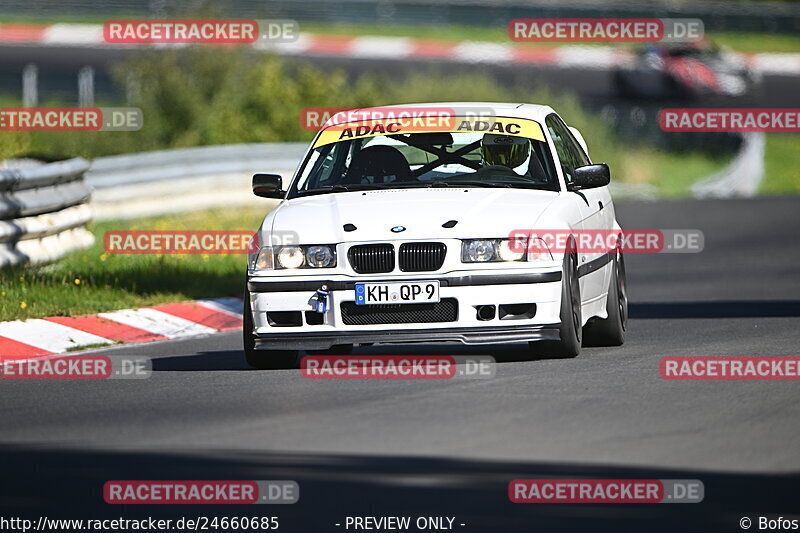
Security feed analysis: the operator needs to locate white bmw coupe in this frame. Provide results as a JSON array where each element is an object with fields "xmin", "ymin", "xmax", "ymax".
[{"xmin": 244, "ymin": 103, "xmax": 627, "ymax": 368}]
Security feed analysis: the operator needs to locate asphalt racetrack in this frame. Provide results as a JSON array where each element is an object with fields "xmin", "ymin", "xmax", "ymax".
[{"xmin": 1, "ymin": 196, "xmax": 798, "ymax": 531}]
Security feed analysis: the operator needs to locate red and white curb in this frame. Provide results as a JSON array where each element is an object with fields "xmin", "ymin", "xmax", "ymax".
[
  {"xmin": 1, "ymin": 23, "xmax": 799, "ymax": 75},
  {"xmin": 0, "ymin": 297, "xmax": 243, "ymax": 361}
]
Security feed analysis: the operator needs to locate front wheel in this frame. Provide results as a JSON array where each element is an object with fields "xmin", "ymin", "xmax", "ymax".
[
  {"xmin": 583, "ymin": 251, "xmax": 627, "ymax": 347},
  {"xmin": 243, "ymin": 286, "xmax": 299, "ymax": 370},
  {"xmin": 531, "ymin": 252, "xmax": 582, "ymax": 359}
]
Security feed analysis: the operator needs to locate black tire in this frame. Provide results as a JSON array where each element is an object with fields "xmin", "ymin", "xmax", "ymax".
[
  {"xmin": 583, "ymin": 251, "xmax": 628, "ymax": 347},
  {"xmin": 531, "ymin": 252, "xmax": 582, "ymax": 359},
  {"xmin": 242, "ymin": 286, "xmax": 299, "ymax": 370}
]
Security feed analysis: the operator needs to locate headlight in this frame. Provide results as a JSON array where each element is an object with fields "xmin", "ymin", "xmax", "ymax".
[
  {"xmin": 305, "ymin": 245, "xmax": 335, "ymax": 268},
  {"xmin": 462, "ymin": 238, "xmax": 526, "ymax": 263},
  {"xmin": 497, "ymin": 239, "xmax": 525, "ymax": 262},
  {"xmin": 464, "ymin": 240, "xmax": 496, "ymax": 262},
  {"xmin": 276, "ymin": 246, "xmax": 305, "ymax": 269},
  {"xmin": 253, "ymin": 246, "xmax": 274, "ymax": 270},
  {"xmin": 526, "ymin": 237, "xmax": 553, "ymax": 262},
  {"xmin": 461, "ymin": 238, "xmax": 552, "ymax": 263},
  {"xmin": 251, "ymin": 245, "xmax": 337, "ymax": 270}
]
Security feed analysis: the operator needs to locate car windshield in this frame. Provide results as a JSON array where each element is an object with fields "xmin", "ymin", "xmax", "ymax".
[{"xmin": 290, "ymin": 115, "xmax": 559, "ymax": 197}]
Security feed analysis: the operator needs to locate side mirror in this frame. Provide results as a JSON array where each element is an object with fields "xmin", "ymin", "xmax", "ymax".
[
  {"xmin": 253, "ymin": 173, "xmax": 284, "ymax": 199},
  {"xmin": 571, "ymin": 164, "xmax": 610, "ymax": 190}
]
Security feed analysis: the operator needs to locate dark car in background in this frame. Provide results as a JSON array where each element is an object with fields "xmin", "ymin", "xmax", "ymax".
[{"xmin": 614, "ymin": 41, "xmax": 759, "ymax": 100}]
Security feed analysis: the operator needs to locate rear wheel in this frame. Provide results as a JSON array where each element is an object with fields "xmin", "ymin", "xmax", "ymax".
[
  {"xmin": 531, "ymin": 252, "xmax": 582, "ymax": 359},
  {"xmin": 583, "ymin": 251, "xmax": 628, "ymax": 347},
  {"xmin": 243, "ymin": 286, "xmax": 299, "ymax": 370}
]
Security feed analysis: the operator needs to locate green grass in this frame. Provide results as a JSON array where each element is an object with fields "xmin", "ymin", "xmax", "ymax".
[
  {"xmin": 712, "ymin": 32, "xmax": 800, "ymax": 54},
  {"xmin": 301, "ymin": 23, "xmax": 509, "ymax": 43},
  {"xmin": 595, "ymin": 146, "xmax": 732, "ymax": 198},
  {"xmin": 0, "ymin": 13, "xmax": 147, "ymax": 24},
  {"xmin": 761, "ymin": 134, "xmax": 800, "ymax": 194},
  {"xmin": 658, "ymin": 152, "xmax": 732, "ymax": 196},
  {"xmin": 305, "ymin": 24, "xmax": 800, "ymax": 54},
  {"xmin": 302, "ymin": 23, "xmax": 800, "ymax": 53},
  {"xmin": 0, "ymin": 207, "xmax": 271, "ymax": 322}
]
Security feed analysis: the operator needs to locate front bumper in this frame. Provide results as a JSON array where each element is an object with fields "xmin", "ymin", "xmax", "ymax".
[
  {"xmin": 254, "ymin": 325, "xmax": 561, "ymax": 350},
  {"xmin": 246, "ymin": 269, "xmax": 563, "ymax": 350}
]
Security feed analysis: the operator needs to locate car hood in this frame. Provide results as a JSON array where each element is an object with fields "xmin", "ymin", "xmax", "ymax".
[{"xmin": 267, "ymin": 188, "xmax": 558, "ymax": 243}]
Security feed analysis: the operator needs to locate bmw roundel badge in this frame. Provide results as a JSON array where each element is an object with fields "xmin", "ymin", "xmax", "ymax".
[{"xmin": 391, "ymin": 226, "xmax": 406, "ymax": 233}]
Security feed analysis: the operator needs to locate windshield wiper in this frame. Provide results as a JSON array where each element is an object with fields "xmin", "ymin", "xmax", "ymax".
[
  {"xmin": 295, "ymin": 180, "xmax": 526, "ymax": 197},
  {"xmin": 393, "ymin": 181, "xmax": 451, "ymax": 188},
  {"xmin": 443, "ymin": 180, "xmax": 552, "ymax": 190},
  {"xmin": 444, "ymin": 180, "xmax": 513, "ymax": 188},
  {"xmin": 344, "ymin": 181, "xmax": 452, "ymax": 189},
  {"xmin": 295, "ymin": 184, "xmax": 386, "ymax": 197}
]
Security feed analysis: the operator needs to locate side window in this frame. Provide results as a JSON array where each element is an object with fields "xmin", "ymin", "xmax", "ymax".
[
  {"xmin": 563, "ymin": 125, "xmax": 590, "ymax": 167},
  {"xmin": 546, "ymin": 115, "xmax": 577, "ymax": 183},
  {"xmin": 315, "ymin": 151, "xmax": 337, "ymax": 187},
  {"xmin": 545, "ymin": 114, "xmax": 589, "ymax": 184},
  {"xmin": 297, "ymin": 141, "xmax": 349, "ymax": 190},
  {"xmin": 317, "ymin": 140, "xmax": 358, "ymax": 187}
]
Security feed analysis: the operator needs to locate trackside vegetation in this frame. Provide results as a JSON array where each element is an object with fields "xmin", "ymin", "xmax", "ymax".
[{"xmin": 3, "ymin": 47, "xmax": 731, "ymax": 194}]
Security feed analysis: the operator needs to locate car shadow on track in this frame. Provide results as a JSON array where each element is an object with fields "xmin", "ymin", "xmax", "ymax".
[
  {"xmin": 151, "ymin": 350, "xmax": 253, "ymax": 371},
  {"xmin": 150, "ymin": 343, "xmax": 550, "ymax": 372},
  {"xmin": 0, "ymin": 445, "xmax": 797, "ymax": 533}
]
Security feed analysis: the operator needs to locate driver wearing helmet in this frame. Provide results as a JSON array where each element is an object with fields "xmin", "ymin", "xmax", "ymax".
[{"xmin": 480, "ymin": 133, "xmax": 530, "ymax": 172}]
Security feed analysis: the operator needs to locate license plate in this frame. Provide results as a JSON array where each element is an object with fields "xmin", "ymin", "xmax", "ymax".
[{"xmin": 355, "ymin": 281, "xmax": 440, "ymax": 305}]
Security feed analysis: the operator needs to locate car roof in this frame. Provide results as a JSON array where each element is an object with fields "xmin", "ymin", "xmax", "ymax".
[{"xmin": 321, "ymin": 102, "xmax": 556, "ymax": 128}]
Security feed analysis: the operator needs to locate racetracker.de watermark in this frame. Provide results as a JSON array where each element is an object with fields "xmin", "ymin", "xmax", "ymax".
[
  {"xmin": 103, "ymin": 480, "xmax": 299, "ymax": 504},
  {"xmin": 509, "ymin": 479, "xmax": 704, "ymax": 503},
  {"xmin": 300, "ymin": 355, "xmax": 496, "ymax": 379},
  {"xmin": 509, "ymin": 18, "xmax": 703, "ymax": 43},
  {"xmin": 103, "ymin": 19, "xmax": 299, "ymax": 44},
  {"xmin": 660, "ymin": 357, "xmax": 800, "ymax": 380},
  {"xmin": 300, "ymin": 105, "xmax": 498, "ymax": 132},
  {"xmin": 0, "ymin": 107, "xmax": 142, "ymax": 131},
  {"xmin": 507, "ymin": 229, "xmax": 704, "ymax": 254},
  {"xmin": 103, "ymin": 231, "xmax": 299, "ymax": 254},
  {"xmin": 1, "ymin": 356, "xmax": 151, "ymax": 380},
  {"xmin": 660, "ymin": 109, "xmax": 800, "ymax": 132}
]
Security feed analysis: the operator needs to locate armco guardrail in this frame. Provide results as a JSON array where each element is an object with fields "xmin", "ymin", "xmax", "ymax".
[
  {"xmin": 0, "ymin": 158, "xmax": 94, "ymax": 267},
  {"xmin": 87, "ymin": 143, "xmax": 306, "ymax": 189},
  {"xmin": 87, "ymin": 143, "xmax": 307, "ymax": 220}
]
